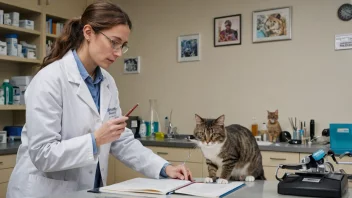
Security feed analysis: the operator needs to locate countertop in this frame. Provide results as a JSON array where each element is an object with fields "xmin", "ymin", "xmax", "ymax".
[
  {"xmin": 0, "ymin": 138, "xmax": 328, "ymax": 156},
  {"xmin": 0, "ymin": 141, "xmax": 21, "ymax": 155},
  {"xmin": 138, "ymin": 137, "xmax": 329, "ymax": 153},
  {"xmin": 41, "ymin": 180, "xmax": 352, "ymax": 198}
]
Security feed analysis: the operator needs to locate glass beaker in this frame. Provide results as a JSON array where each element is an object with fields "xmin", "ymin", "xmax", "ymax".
[{"xmin": 148, "ymin": 99, "xmax": 161, "ymax": 136}]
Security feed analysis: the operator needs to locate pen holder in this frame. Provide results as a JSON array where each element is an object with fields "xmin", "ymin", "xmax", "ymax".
[{"xmin": 293, "ymin": 130, "xmax": 297, "ymax": 140}]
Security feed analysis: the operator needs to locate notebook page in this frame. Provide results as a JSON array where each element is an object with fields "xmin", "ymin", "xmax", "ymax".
[
  {"xmin": 175, "ymin": 182, "xmax": 244, "ymax": 198},
  {"xmin": 100, "ymin": 178, "xmax": 192, "ymax": 195}
]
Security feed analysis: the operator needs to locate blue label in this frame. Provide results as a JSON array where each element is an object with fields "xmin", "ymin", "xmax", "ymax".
[{"xmin": 312, "ymin": 149, "xmax": 325, "ymax": 161}]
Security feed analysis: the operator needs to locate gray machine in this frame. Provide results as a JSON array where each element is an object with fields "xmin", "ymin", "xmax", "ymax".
[{"xmin": 276, "ymin": 149, "xmax": 350, "ymax": 198}]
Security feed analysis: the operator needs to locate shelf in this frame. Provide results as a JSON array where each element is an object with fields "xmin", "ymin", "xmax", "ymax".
[
  {"xmin": 0, "ymin": 105, "xmax": 26, "ymax": 110},
  {"xmin": 46, "ymin": 33, "xmax": 59, "ymax": 39},
  {"xmin": 0, "ymin": 2, "xmax": 41, "ymax": 14},
  {"xmin": 46, "ymin": 14, "xmax": 68, "ymax": 22},
  {"xmin": 0, "ymin": 55, "xmax": 41, "ymax": 64},
  {"xmin": 0, "ymin": 24, "xmax": 40, "ymax": 37}
]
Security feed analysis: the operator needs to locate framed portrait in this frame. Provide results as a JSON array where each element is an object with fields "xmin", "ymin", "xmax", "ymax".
[
  {"xmin": 253, "ymin": 7, "xmax": 292, "ymax": 43},
  {"xmin": 178, "ymin": 33, "xmax": 200, "ymax": 62},
  {"xmin": 214, "ymin": 14, "xmax": 241, "ymax": 47},
  {"xmin": 123, "ymin": 56, "xmax": 140, "ymax": 74}
]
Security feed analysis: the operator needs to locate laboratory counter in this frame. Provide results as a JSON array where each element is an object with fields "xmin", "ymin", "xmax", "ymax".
[
  {"xmin": 0, "ymin": 138, "xmax": 328, "ymax": 156},
  {"xmin": 39, "ymin": 180, "xmax": 352, "ymax": 198},
  {"xmin": 0, "ymin": 141, "xmax": 21, "ymax": 155},
  {"xmin": 138, "ymin": 137, "xmax": 329, "ymax": 153}
]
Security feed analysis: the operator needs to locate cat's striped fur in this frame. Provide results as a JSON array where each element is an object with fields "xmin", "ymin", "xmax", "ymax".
[{"xmin": 193, "ymin": 114, "xmax": 265, "ymax": 183}]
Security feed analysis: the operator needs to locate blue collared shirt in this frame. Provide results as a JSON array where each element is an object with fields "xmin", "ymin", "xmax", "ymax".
[
  {"xmin": 73, "ymin": 50, "xmax": 103, "ymax": 155},
  {"xmin": 73, "ymin": 50, "xmax": 169, "ymax": 178}
]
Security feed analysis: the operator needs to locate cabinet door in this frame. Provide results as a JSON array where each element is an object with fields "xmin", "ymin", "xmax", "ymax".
[
  {"xmin": 43, "ymin": 0, "xmax": 86, "ymax": 19},
  {"xmin": 263, "ymin": 166, "xmax": 295, "ymax": 181},
  {"xmin": 0, "ymin": 168, "xmax": 13, "ymax": 183},
  {"xmin": 0, "ymin": 182, "xmax": 8, "ymax": 198},
  {"xmin": 261, "ymin": 151, "xmax": 299, "ymax": 167},
  {"xmin": 0, "ymin": 155, "xmax": 16, "ymax": 169},
  {"xmin": 147, "ymin": 146, "xmax": 203, "ymax": 163},
  {"xmin": 114, "ymin": 159, "xmax": 146, "ymax": 183},
  {"xmin": 1, "ymin": 0, "xmax": 42, "ymax": 12}
]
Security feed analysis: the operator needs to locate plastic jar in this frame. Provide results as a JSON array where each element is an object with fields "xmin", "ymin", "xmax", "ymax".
[{"xmin": 5, "ymin": 34, "xmax": 18, "ymax": 56}]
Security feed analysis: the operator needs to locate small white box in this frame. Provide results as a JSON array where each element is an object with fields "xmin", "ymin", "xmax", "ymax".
[
  {"xmin": 9, "ymin": 12, "xmax": 19, "ymax": 27},
  {"xmin": 10, "ymin": 76, "xmax": 33, "ymax": 86},
  {"xmin": 19, "ymin": 20, "xmax": 34, "ymax": 30},
  {"xmin": 0, "ymin": 41, "xmax": 6, "ymax": 55},
  {"xmin": 17, "ymin": 44, "xmax": 23, "ymax": 57},
  {"xmin": 4, "ymin": 13, "xmax": 11, "ymax": 25},
  {"xmin": 0, "ymin": 10, "xmax": 3, "ymax": 25},
  {"xmin": 0, "ymin": 131, "xmax": 6, "ymax": 143}
]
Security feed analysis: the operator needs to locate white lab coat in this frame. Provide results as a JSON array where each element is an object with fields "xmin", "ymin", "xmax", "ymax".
[{"xmin": 6, "ymin": 50, "xmax": 168, "ymax": 198}]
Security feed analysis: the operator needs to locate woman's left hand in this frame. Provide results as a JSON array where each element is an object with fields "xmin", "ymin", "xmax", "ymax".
[{"xmin": 165, "ymin": 164, "xmax": 193, "ymax": 181}]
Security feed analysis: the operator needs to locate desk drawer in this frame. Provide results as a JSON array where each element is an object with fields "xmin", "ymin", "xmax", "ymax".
[
  {"xmin": 0, "ymin": 155, "xmax": 16, "ymax": 169},
  {"xmin": 263, "ymin": 166, "xmax": 296, "ymax": 181},
  {"xmin": 262, "ymin": 151, "xmax": 299, "ymax": 167},
  {"xmin": 0, "ymin": 168, "xmax": 13, "ymax": 183},
  {"xmin": 0, "ymin": 182, "xmax": 8, "ymax": 198},
  {"xmin": 148, "ymin": 146, "xmax": 203, "ymax": 163}
]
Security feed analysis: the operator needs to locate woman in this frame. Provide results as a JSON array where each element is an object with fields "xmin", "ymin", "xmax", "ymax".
[{"xmin": 7, "ymin": 2, "xmax": 192, "ymax": 198}]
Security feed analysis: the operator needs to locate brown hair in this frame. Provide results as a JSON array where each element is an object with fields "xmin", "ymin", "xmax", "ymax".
[{"xmin": 41, "ymin": 0, "xmax": 132, "ymax": 69}]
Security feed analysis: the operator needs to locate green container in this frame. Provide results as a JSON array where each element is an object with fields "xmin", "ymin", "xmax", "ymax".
[{"xmin": 2, "ymin": 79, "xmax": 13, "ymax": 105}]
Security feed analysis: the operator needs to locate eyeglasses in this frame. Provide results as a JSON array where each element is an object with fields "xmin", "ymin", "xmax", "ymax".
[{"xmin": 99, "ymin": 31, "xmax": 129, "ymax": 54}]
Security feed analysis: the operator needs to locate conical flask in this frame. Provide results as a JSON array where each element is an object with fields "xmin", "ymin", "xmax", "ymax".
[{"xmin": 148, "ymin": 99, "xmax": 161, "ymax": 136}]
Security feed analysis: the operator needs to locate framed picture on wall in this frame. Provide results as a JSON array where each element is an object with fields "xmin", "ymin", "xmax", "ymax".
[
  {"xmin": 214, "ymin": 14, "xmax": 242, "ymax": 47},
  {"xmin": 178, "ymin": 33, "xmax": 200, "ymax": 62},
  {"xmin": 253, "ymin": 7, "xmax": 292, "ymax": 43},
  {"xmin": 123, "ymin": 56, "xmax": 140, "ymax": 74}
]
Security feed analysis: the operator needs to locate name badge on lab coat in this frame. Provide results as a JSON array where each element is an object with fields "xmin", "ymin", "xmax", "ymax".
[{"xmin": 107, "ymin": 107, "xmax": 117, "ymax": 119}]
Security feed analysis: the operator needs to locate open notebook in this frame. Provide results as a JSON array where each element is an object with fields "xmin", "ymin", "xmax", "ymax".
[{"xmin": 99, "ymin": 178, "xmax": 245, "ymax": 198}]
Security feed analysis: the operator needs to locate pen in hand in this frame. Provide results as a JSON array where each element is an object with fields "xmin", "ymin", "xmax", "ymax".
[{"xmin": 124, "ymin": 103, "xmax": 139, "ymax": 117}]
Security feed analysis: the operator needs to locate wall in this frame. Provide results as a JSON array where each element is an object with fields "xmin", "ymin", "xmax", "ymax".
[{"xmin": 108, "ymin": 0, "xmax": 352, "ymax": 136}]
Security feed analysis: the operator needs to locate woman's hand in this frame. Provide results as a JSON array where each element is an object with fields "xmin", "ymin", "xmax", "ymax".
[
  {"xmin": 94, "ymin": 116, "xmax": 128, "ymax": 146},
  {"xmin": 165, "ymin": 164, "xmax": 193, "ymax": 181}
]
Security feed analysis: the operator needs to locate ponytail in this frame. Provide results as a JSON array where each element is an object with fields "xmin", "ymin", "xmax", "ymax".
[{"xmin": 41, "ymin": 18, "xmax": 83, "ymax": 68}]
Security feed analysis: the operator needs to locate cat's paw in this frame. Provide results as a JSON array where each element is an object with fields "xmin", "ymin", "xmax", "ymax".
[
  {"xmin": 204, "ymin": 177, "xmax": 213, "ymax": 183},
  {"xmin": 216, "ymin": 178, "xmax": 229, "ymax": 184},
  {"xmin": 245, "ymin": 176, "xmax": 255, "ymax": 182}
]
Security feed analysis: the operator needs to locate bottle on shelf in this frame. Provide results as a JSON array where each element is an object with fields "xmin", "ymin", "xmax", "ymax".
[
  {"xmin": 2, "ymin": 79, "xmax": 13, "ymax": 105},
  {"xmin": 251, "ymin": 117, "xmax": 258, "ymax": 136}
]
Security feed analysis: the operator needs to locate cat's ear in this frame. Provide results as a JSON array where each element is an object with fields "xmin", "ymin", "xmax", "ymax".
[
  {"xmin": 195, "ymin": 114, "xmax": 204, "ymax": 125},
  {"xmin": 275, "ymin": 109, "xmax": 278, "ymax": 115},
  {"xmin": 276, "ymin": 14, "xmax": 281, "ymax": 19},
  {"xmin": 215, "ymin": 115, "xmax": 225, "ymax": 126},
  {"xmin": 267, "ymin": 110, "xmax": 270, "ymax": 114}
]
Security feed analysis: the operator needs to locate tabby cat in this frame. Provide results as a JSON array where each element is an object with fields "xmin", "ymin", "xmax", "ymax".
[
  {"xmin": 267, "ymin": 110, "xmax": 282, "ymax": 143},
  {"xmin": 193, "ymin": 114, "xmax": 265, "ymax": 184},
  {"xmin": 264, "ymin": 13, "xmax": 286, "ymax": 37}
]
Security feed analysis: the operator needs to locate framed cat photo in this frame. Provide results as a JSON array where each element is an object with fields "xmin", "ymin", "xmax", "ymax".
[
  {"xmin": 214, "ymin": 14, "xmax": 242, "ymax": 47},
  {"xmin": 252, "ymin": 7, "xmax": 292, "ymax": 43}
]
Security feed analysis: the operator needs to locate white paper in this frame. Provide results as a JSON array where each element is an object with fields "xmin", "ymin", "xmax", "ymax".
[
  {"xmin": 100, "ymin": 178, "xmax": 191, "ymax": 195},
  {"xmin": 335, "ymin": 33, "xmax": 352, "ymax": 50},
  {"xmin": 175, "ymin": 182, "xmax": 244, "ymax": 198}
]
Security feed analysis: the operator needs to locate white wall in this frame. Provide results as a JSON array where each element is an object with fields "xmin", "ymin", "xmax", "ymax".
[{"xmin": 108, "ymin": 0, "xmax": 352, "ymax": 136}]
